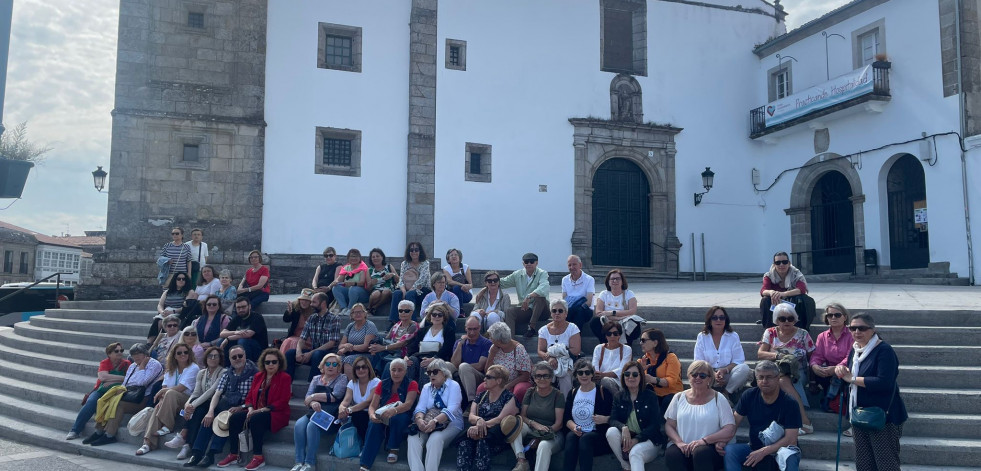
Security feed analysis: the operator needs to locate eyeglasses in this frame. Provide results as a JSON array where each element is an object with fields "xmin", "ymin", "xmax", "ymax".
[
  {"xmin": 207, "ymin": 354, "xmax": 220, "ymax": 359},
  {"xmin": 430, "ymin": 313, "xmax": 444, "ymax": 318},
  {"xmin": 848, "ymin": 325, "xmax": 871, "ymax": 332},
  {"xmin": 777, "ymin": 316, "xmax": 796, "ymax": 323},
  {"xmin": 113, "ymin": 349, "xmax": 125, "ymax": 353},
  {"xmin": 323, "ymin": 361, "xmax": 340, "ymax": 367},
  {"xmin": 485, "ymin": 278, "xmax": 499, "ymax": 283},
  {"xmin": 622, "ymin": 371, "xmax": 640, "ymax": 378},
  {"xmin": 230, "ymin": 354, "xmax": 245, "ymax": 360},
  {"xmin": 166, "ymin": 324, "xmax": 179, "ymax": 328},
  {"xmin": 710, "ymin": 315, "xmax": 727, "ymax": 321},
  {"xmin": 609, "ymin": 277, "xmax": 622, "ymax": 282},
  {"xmin": 533, "ymin": 374, "xmax": 552, "ymax": 380},
  {"xmin": 175, "ymin": 351, "xmax": 189, "ymax": 356},
  {"xmin": 827, "ymin": 312, "xmax": 844, "ymax": 319},
  {"xmin": 551, "ymin": 309, "xmax": 565, "ymax": 313},
  {"xmin": 689, "ymin": 372, "xmax": 709, "ymax": 380},
  {"xmin": 264, "ymin": 360, "xmax": 279, "ymax": 365},
  {"xmin": 351, "ymin": 310, "xmax": 366, "ymax": 315},
  {"xmin": 523, "ymin": 259, "xmax": 537, "ymax": 264},
  {"xmin": 575, "ymin": 370, "xmax": 593, "ymax": 376},
  {"xmin": 398, "ymin": 308, "xmax": 413, "ymax": 313},
  {"xmin": 183, "ymin": 332, "xmax": 197, "ymax": 337},
  {"xmin": 774, "ymin": 260, "xmax": 790, "ymax": 265},
  {"xmin": 206, "ymin": 303, "xmax": 219, "ymax": 307},
  {"xmin": 640, "ymin": 338, "xmax": 652, "ymax": 343},
  {"xmin": 427, "ymin": 370, "xmax": 441, "ymax": 376},
  {"xmin": 606, "ymin": 331, "xmax": 622, "ymax": 337}
]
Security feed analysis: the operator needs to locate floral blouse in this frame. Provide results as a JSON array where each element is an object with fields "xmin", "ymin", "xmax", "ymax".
[
  {"xmin": 385, "ymin": 320, "xmax": 419, "ymax": 356},
  {"xmin": 761, "ymin": 327, "xmax": 815, "ymax": 370}
]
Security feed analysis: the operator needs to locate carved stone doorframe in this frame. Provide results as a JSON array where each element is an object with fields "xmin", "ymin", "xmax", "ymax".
[{"xmin": 569, "ymin": 118, "xmax": 682, "ymax": 272}]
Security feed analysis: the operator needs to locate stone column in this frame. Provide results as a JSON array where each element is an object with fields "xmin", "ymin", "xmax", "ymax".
[{"xmin": 406, "ymin": 0, "xmax": 437, "ymax": 254}]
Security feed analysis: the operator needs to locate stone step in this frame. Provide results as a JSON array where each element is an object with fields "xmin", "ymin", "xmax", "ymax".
[
  {"xmin": 0, "ymin": 328, "xmax": 106, "ymax": 363},
  {"xmin": 13, "ymin": 322, "xmax": 145, "ymax": 349},
  {"xmin": 652, "ymin": 321, "xmax": 978, "ymax": 346},
  {"xmin": 0, "ymin": 334, "xmax": 101, "ymax": 376}
]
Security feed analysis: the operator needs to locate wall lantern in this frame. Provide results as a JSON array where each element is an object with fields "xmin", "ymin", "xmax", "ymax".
[
  {"xmin": 694, "ymin": 167, "xmax": 714, "ymax": 206},
  {"xmin": 92, "ymin": 166, "xmax": 107, "ymax": 192}
]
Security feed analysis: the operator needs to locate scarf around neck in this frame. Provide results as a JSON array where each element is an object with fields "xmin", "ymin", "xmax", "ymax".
[
  {"xmin": 765, "ymin": 265, "xmax": 807, "ymax": 290},
  {"xmin": 848, "ymin": 334, "xmax": 880, "ymax": 412}
]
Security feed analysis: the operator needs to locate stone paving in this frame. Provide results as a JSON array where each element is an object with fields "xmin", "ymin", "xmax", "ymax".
[{"xmin": 0, "ymin": 437, "xmax": 157, "ymax": 471}]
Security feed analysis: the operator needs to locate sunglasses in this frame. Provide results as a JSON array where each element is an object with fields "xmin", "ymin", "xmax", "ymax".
[
  {"xmin": 622, "ymin": 371, "xmax": 640, "ymax": 378},
  {"xmin": 689, "ymin": 372, "xmax": 709, "ymax": 380},
  {"xmin": 777, "ymin": 316, "xmax": 796, "ymax": 323},
  {"xmin": 430, "ymin": 313, "xmax": 444, "ymax": 318},
  {"xmin": 827, "ymin": 312, "xmax": 844, "ymax": 319},
  {"xmin": 325, "ymin": 254, "xmax": 336, "ymax": 258},
  {"xmin": 551, "ymin": 309, "xmax": 565, "ymax": 313},
  {"xmin": 774, "ymin": 260, "xmax": 790, "ymax": 265},
  {"xmin": 175, "ymin": 351, "xmax": 189, "ymax": 356},
  {"xmin": 606, "ymin": 331, "xmax": 622, "ymax": 337},
  {"xmin": 398, "ymin": 309, "xmax": 413, "ymax": 313},
  {"xmin": 427, "ymin": 369, "xmax": 441, "ymax": 376},
  {"xmin": 640, "ymin": 338, "xmax": 652, "ymax": 343},
  {"xmin": 322, "ymin": 361, "xmax": 339, "ymax": 367},
  {"xmin": 710, "ymin": 315, "xmax": 727, "ymax": 321},
  {"xmin": 355, "ymin": 365, "xmax": 369, "ymax": 370},
  {"xmin": 206, "ymin": 303, "xmax": 219, "ymax": 307},
  {"xmin": 264, "ymin": 360, "xmax": 279, "ymax": 365},
  {"xmin": 409, "ymin": 248, "xmax": 420, "ymax": 252},
  {"xmin": 171, "ymin": 232, "xmax": 181, "ymax": 235},
  {"xmin": 113, "ymin": 349, "xmax": 124, "ymax": 353},
  {"xmin": 533, "ymin": 374, "xmax": 552, "ymax": 380},
  {"xmin": 230, "ymin": 354, "xmax": 245, "ymax": 360},
  {"xmin": 176, "ymin": 278, "xmax": 187, "ymax": 281},
  {"xmin": 183, "ymin": 332, "xmax": 197, "ymax": 337},
  {"xmin": 485, "ymin": 278, "xmax": 499, "ymax": 283},
  {"xmin": 207, "ymin": 354, "xmax": 220, "ymax": 359},
  {"xmin": 575, "ymin": 370, "xmax": 593, "ymax": 376},
  {"xmin": 166, "ymin": 324, "xmax": 179, "ymax": 328},
  {"xmin": 523, "ymin": 259, "xmax": 537, "ymax": 264},
  {"xmin": 848, "ymin": 325, "xmax": 872, "ymax": 332}
]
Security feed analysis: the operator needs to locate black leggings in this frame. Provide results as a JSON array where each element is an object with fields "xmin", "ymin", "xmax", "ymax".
[
  {"xmin": 563, "ymin": 429, "xmax": 610, "ymax": 471},
  {"xmin": 227, "ymin": 410, "xmax": 271, "ymax": 455},
  {"xmin": 665, "ymin": 443, "xmax": 723, "ymax": 471}
]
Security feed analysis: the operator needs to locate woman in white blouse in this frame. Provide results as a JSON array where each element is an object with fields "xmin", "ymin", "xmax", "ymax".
[
  {"xmin": 408, "ymin": 359, "xmax": 463, "ymax": 471},
  {"xmin": 693, "ymin": 306, "xmax": 751, "ymax": 399},
  {"xmin": 663, "ymin": 361, "xmax": 736, "ymax": 471},
  {"xmin": 471, "ymin": 271, "xmax": 511, "ymax": 332},
  {"xmin": 192, "ymin": 265, "xmax": 221, "ymax": 301},
  {"xmin": 538, "ymin": 299, "xmax": 581, "ymax": 395},
  {"xmin": 592, "ymin": 322, "xmax": 632, "ymax": 393},
  {"xmin": 136, "ymin": 342, "xmax": 200, "ymax": 455},
  {"xmin": 164, "ymin": 346, "xmax": 225, "ymax": 459},
  {"xmin": 589, "ymin": 269, "xmax": 640, "ymax": 344},
  {"xmin": 337, "ymin": 356, "xmax": 381, "ymax": 441}
]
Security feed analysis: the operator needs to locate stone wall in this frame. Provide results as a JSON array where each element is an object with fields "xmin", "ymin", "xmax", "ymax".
[
  {"xmin": 105, "ymin": 0, "xmax": 268, "ymax": 252},
  {"xmin": 405, "ymin": 0, "xmax": 437, "ymax": 255}
]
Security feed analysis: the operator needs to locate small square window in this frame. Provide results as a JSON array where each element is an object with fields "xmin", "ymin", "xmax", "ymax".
[
  {"xmin": 326, "ymin": 35, "xmax": 353, "ymax": 67},
  {"xmin": 183, "ymin": 144, "xmax": 200, "ymax": 162},
  {"xmin": 323, "ymin": 138, "xmax": 352, "ymax": 167},
  {"xmin": 465, "ymin": 142, "xmax": 491, "ymax": 183},
  {"xmin": 318, "ymin": 23, "xmax": 362, "ymax": 73},
  {"xmin": 187, "ymin": 11, "xmax": 204, "ymax": 29},
  {"xmin": 445, "ymin": 39, "xmax": 467, "ymax": 71}
]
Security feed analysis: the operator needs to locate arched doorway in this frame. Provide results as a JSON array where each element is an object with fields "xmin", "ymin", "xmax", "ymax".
[
  {"xmin": 591, "ymin": 158, "xmax": 651, "ymax": 267},
  {"xmin": 887, "ymin": 154, "xmax": 929, "ymax": 269},
  {"xmin": 810, "ymin": 171, "xmax": 856, "ymax": 274}
]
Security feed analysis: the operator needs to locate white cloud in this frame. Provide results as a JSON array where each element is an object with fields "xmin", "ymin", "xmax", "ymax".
[{"xmin": 0, "ymin": 0, "xmax": 117, "ymax": 236}]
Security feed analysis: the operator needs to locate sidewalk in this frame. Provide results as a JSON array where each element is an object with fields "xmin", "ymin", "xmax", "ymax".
[{"xmin": 270, "ymin": 280, "xmax": 981, "ymax": 311}]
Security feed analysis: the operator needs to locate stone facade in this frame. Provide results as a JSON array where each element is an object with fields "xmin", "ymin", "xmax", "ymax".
[{"xmin": 405, "ymin": 0, "xmax": 438, "ymax": 256}]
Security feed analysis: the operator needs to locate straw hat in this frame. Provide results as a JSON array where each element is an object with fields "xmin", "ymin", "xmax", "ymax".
[{"xmin": 212, "ymin": 410, "xmax": 233, "ymax": 437}]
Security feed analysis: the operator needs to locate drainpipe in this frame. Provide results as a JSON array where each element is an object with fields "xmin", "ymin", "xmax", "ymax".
[{"xmin": 955, "ymin": 0, "xmax": 976, "ymax": 285}]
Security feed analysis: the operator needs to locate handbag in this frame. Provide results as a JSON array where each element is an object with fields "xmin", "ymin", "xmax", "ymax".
[
  {"xmin": 850, "ymin": 385, "xmax": 896, "ymax": 431},
  {"xmin": 120, "ymin": 368, "xmax": 147, "ymax": 403},
  {"xmin": 127, "ymin": 406, "xmax": 153, "ymax": 436},
  {"xmin": 238, "ymin": 426, "xmax": 252, "ymax": 453},
  {"xmin": 374, "ymin": 401, "xmax": 401, "ymax": 426},
  {"xmin": 330, "ymin": 421, "xmax": 362, "ymax": 458},
  {"xmin": 407, "ymin": 407, "xmax": 448, "ymax": 435}
]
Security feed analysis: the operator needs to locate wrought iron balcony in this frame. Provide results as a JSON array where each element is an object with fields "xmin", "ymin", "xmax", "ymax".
[{"xmin": 750, "ymin": 61, "xmax": 891, "ymax": 139}]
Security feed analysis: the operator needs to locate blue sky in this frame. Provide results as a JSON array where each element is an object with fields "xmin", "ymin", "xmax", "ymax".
[{"xmin": 0, "ymin": 0, "xmax": 848, "ymax": 236}]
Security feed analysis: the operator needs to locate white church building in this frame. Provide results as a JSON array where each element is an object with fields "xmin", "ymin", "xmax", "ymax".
[{"xmin": 96, "ymin": 0, "xmax": 980, "ymax": 294}]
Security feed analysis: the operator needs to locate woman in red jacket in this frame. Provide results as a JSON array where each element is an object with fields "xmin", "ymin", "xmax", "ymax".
[{"xmin": 217, "ymin": 348, "xmax": 292, "ymax": 470}]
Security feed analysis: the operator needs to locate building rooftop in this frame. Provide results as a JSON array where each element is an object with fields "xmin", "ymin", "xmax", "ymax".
[{"xmin": 0, "ymin": 221, "xmax": 82, "ymax": 249}]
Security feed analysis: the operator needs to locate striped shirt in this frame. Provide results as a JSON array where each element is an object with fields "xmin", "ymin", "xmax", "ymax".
[{"xmin": 160, "ymin": 242, "xmax": 192, "ymax": 275}]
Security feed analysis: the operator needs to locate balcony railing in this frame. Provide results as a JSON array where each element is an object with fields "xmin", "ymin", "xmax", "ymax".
[{"xmin": 750, "ymin": 61, "xmax": 891, "ymax": 138}]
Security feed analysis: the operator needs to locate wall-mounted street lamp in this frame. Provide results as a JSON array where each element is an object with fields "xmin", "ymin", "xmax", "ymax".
[
  {"xmin": 92, "ymin": 166, "xmax": 107, "ymax": 192},
  {"xmin": 694, "ymin": 167, "xmax": 715, "ymax": 206},
  {"xmin": 822, "ymin": 31, "xmax": 845, "ymax": 80}
]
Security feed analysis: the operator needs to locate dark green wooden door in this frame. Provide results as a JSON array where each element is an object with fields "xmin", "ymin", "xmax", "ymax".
[
  {"xmin": 592, "ymin": 158, "xmax": 650, "ymax": 267},
  {"xmin": 887, "ymin": 154, "xmax": 929, "ymax": 269}
]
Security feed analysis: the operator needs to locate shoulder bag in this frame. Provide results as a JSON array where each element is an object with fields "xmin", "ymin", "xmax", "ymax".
[
  {"xmin": 120, "ymin": 368, "xmax": 148, "ymax": 403},
  {"xmin": 850, "ymin": 385, "xmax": 897, "ymax": 431}
]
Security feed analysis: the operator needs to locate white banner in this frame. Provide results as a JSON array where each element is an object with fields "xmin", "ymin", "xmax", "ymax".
[{"xmin": 765, "ymin": 65, "xmax": 874, "ymax": 127}]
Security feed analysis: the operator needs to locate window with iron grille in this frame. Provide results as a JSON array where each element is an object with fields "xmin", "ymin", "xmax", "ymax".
[
  {"xmin": 326, "ymin": 35, "xmax": 353, "ymax": 67},
  {"xmin": 187, "ymin": 11, "xmax": 204, "ymax": 29},
  {"xmin": 446, "ymin": 39, "xmax": 467, "ymax": 71},
  {"xmin": 449, "ymin": 46, "xmax": 460, "ymax": 66},
  {"xmin": 183, "ymin": 144, "xmax": 200, "ymax": 162},
  {"xmin": 318, "ymin": 23, "xmax": 362, "ymax": 72},
  {"xmin": 323, "ymin": 138, "xmax": 352, "ymax": 166}
]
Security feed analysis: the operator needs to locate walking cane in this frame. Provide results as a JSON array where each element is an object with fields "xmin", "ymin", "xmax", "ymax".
[{"xmin": 835, "ymin": 387, "xmax": 845, "ymax": 471}]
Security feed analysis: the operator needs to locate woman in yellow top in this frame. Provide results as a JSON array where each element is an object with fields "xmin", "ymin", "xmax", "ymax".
[{"xmin": 637, "ymin": 328, "xmax": 682, "ymax": 413}]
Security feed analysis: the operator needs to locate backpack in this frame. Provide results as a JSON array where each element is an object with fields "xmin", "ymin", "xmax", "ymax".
[{"xmin": 330, "ymin": 422, "xmax": 361, "ymax": 459}]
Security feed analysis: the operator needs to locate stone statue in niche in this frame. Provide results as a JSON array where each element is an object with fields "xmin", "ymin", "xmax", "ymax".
[{"xmin": 610, "ymin": 74, "xmax": 642, "ymax": 123}]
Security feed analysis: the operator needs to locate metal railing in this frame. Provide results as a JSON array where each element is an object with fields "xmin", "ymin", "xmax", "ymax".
[
  {"xmin": 0, "ymin": 272, "xmax": 71, "ymax": 307},
  {"xmin": 790, "ymin": 246, "xmax": 864, "ymax": 275}
]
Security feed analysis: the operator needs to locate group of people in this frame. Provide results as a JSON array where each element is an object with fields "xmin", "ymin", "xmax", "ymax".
[{"xmin": 69, "ymin": 240, "xmax": 906, "ymax": 471}]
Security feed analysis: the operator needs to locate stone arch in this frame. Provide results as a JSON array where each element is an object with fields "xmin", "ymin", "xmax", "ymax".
[
  {"xmin": 878, "ymin": 153, "xmax": 929, "ymax": 269},
  {"xmin": 610, "ymin": 74, "xmax": 643, "ymax": 123},
  {"xmin": 785, "ymin": 154, "xmax": 866, "ymax": 273}
]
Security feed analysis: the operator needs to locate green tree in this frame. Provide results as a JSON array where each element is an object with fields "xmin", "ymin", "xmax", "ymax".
[{"xmin": 0, "ymin": 121, "xmax": 53, "ymax": 164}]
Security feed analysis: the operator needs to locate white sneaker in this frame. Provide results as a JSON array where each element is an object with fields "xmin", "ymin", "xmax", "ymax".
[
  {"xmin": 65, "ymin": 431, "xmax": 79, "ymax": 440},
  {"xmin": 177, "ymin": 444, "xmax": 191, "ymax": 460},
  {"xmin": 298, "ymin": 464, "xmax": 313, "ymax": 471},
  {"xmin": 164, "ymin": 434, "xmax": 185, "ymax": 448},
  {"xmin": 340, "ymin": 308, "xmax": 350, "ymax": 316},
  {"xmin": 289, "ymin": 464, "xmax": 304, "ymax": 471}
]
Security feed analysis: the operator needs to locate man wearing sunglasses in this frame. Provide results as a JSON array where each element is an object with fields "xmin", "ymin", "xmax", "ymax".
[
  {"xmin": 760, "ymin": 251, "xmax": 814, "ymax": 329},
  {"xmin": 500, "ymin": 252, "xmax": 551, "ymax": 338},
  {"xmin": 286, "ymin": 292, "xmax": 341, "ymax": 381},
  {"xmin": 182, "ymin": 345, "xmax": 259, "ymax": 468},
  {"xmin": 724, "ymin": 360, "xmax": 801, "ymax": 471},
  {"xmin": 562, "ymin": 254, "xmax": 595, "ymax": 328}
]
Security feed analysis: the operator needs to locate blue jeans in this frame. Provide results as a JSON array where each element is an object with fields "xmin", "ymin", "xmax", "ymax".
[
  {"xmin": 567, "ymin": 297, "xmax": 593, "ymax": 327},
  {"xmin": 723, "ymin": 443, "xmax": 799, "ymax": 471},
  {"xmin": 449, "ymin": 285, "xmax": 473, "ymax": 304},
  {"xmin": 286, "ymin": 348, "xmax": 329, "ymax": 382},
  {"xmin": 72, "ymin": 388, "xmax": 105, "ymax": 434},
  {"xmin": 294, "ymin": 415, "xmax": 323, "ymax": 465},
  {"xmin": 360, "ymin": 411, "xmax": 412, "ymax": 468},
  {"xmin": 244, "ymin": 290, "xmax": 269, "ymax": 311},
  {"xmin": 333, "ymin": 285, "xmax": 369, "ymax": 310},
  {"xmin": 388, "ymin": 289, "xmax": 430, "ymax": 323}
]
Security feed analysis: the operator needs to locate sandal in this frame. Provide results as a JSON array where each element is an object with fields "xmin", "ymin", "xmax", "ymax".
[
  {"xmin": 155, "ymin": 426, "xmax": 171, "ymax": 436},
  {"xmin": 360, "ymin": 467, "xmax": 370, "ymax": 471},
  {"xmin": 843, "ymin": 427, "xmax": 853, "ymax": 437},
  {"xmin": 799, "ymin": 424, "xmax": 814, "ymax": 435},
  {"xmin": 386, "ymin": 450, "xmax": 398, "ymax": 464},
  {"xmin": 135, "ymin": 444, "xmax": 151, "ymax": 456}
]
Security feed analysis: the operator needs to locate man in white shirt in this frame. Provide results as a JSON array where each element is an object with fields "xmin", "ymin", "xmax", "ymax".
[{"xmin": 561, "ymin": 255, "xmax": 595, "ymax": 328}]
